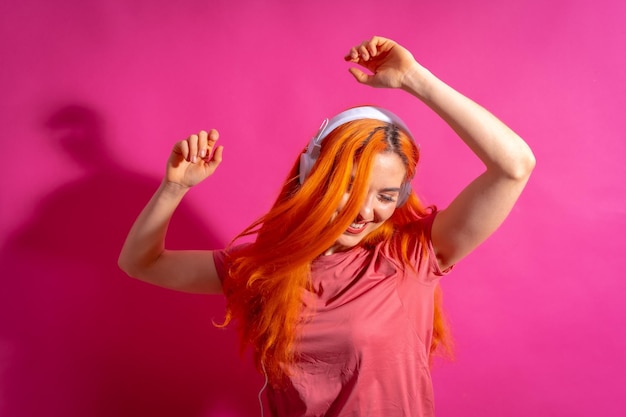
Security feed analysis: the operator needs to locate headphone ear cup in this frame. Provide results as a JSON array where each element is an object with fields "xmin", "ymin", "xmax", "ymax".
[
  {"xmin": 396, "ymin": 182, "xmax": 412, "ymax": 207},
  {"xmin": 299, "ymin": 153, "xmax": 316, "ymax": 184}
]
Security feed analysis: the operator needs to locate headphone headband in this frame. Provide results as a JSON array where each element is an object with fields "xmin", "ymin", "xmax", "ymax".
[
  {"xmin": 316, "ymin": 106, "xmax": 414, "ymax": 144},
  {"xmin": 299, "ymin": 106, "xmax": 415, "ymax": 206}
]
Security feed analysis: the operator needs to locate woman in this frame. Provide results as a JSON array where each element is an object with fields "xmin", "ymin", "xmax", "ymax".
[{"xmin": 119, "ymin": 36, "xmax": 535, "ymax": 416}]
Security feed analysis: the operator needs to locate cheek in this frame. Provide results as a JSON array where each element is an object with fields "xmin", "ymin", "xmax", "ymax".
[
  {"xmin": 336, "ymin": 193, "xmax": 350, "ymax": 211},
  {"xmin": 331, "ymin": 193, "xmax": 351, "ymax": 222},
  {"xmin": 377, "ymin": 206, "xmax": 397, "ymax": 222}
]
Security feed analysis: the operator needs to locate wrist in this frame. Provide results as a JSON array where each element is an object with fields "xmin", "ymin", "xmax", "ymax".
[
  {"xmin": 159, "ymin": 180, "xmax": 191, "ymax": 199},
  {"xmin": 401, "ymin": 63, "xmax": 437, "ymax": 100}
]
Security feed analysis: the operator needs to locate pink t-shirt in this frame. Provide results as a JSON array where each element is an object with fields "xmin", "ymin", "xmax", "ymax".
[{"xmin": 213, "ymin": 214, "xmax": 451, "ymax": 417}]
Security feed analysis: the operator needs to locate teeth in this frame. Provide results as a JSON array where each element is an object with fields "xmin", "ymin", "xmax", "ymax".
[{"xmin": 350, "ymin": 222, "xmax": 365, "ymax": 229}]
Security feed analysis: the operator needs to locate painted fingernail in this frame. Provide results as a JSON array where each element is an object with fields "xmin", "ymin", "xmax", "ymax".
[
  {"xmin": 200, "ymin": 149, "xmax": 207, "ymax": 158},
  {"xmin": 192, "ymin": 155, "xmax": 197, "ymax": 163}
]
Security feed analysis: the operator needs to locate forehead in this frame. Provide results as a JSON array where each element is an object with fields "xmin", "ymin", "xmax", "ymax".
[{"xmin": 367, "ymin": 152, "xmax": 407, "ymax": 186}]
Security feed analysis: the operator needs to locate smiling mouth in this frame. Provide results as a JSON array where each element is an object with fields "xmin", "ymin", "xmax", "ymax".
[{"xmin": 346, "ymin": 222, "xmax": 368, "ymax": 235}]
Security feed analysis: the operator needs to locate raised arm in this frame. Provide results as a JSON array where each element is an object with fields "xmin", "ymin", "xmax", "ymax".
[
  {"xmin": 118, "ymin": 129, "xmax": 225, "ymax": 294},
  {"xmin": 345, "ymin": 36, "xmax": 536, "ymax": 271}
]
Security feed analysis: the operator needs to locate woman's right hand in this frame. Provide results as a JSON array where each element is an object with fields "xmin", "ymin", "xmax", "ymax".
[
  {"xmin": 166, "ymin": 129, "xmax": 223, "ymax": 188},
  {"xmin": 344, "ymin": 36, "xmax": 420, "ymax": 90}
]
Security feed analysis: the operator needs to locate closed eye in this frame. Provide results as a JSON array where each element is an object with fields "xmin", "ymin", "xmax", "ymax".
[{"xmin": 378, "ymin": 194, "xmax": 397, "ymax": 203}]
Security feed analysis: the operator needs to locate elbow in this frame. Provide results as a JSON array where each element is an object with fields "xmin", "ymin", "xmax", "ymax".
[
  {"xmin": 506, "ymin": 145, "xmax": 536, "ymax": 181},
  {"xmin": 117, "ymin": 253, "xmax": 140, "ymax": 279},
  {"xmin": 517, "ymin": 149, "xmax": 536, "ymax": 179},
  {"xmin": 524, "ymin": 146, "xmax": 537, "ymax": 175},
  {"xmin": 117, "ymin": 255, "xmax": 131, "ymax": 276}
]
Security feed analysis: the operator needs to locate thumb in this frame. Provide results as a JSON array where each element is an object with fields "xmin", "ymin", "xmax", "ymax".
[
  {"xmin": 203, "ymin": 145, "xmax": 224, "ymax": 175},
  {"xmin": 348, "ymin": 67, "xmax": 372, "ymax": 85}
]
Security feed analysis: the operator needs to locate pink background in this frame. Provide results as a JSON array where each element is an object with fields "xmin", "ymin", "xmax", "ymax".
[{"xmin": 1, "ymin": 0, "xmax": 624, "ymax": 416}]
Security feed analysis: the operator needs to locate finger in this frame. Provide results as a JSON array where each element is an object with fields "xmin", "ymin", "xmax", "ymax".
[
  {"xmin": 348, "ymin": 67, "xmax": 371, "ymax": 85},
  {"xmin": 357, "ymin": 44, "xmax": 370, "ymax": 61},
  {"xmin": 172, "ymin": 139, "xmax": 190, "ymax": 162},
  {"xmin": 344, "ymin": 47, "xmax": 359, "ymax": 62},
  {"xmin": 198, "ymin": 130, "xmax": 209, "ymax": 159},
  {"xmin": 188, "ymin": 134, "xmax": 199, "ymax": 163},
  {"xmin": 366, "ymin": 37, "xmax": 379, "ymax": 57},
  {"xmin": 372, "ymin": 36, "xmax": 393, "ymax": 54},
  {"xmin": 208, "ymin": 128, "xmax": 219, "ymax": 143},
  {"xmin": 212, "ymin": 145, "xmax": 224, "ymax": 164},
  {"xmin": 205, "ymin": 145, "xmax": 224, "ymax": 174},
  {"xmin": 204, "ymin": 129, "xmax": 219, "ymax": 160}
]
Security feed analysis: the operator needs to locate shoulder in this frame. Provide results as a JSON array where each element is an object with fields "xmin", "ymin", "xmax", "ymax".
[
  {"xmin": 212, "ymin": 242, "xmax": 252, "ymax": 282},
  {"xmin": 398, "ymin": 211, "xmax": 438, "ymax": 238},
  {"xmin": 386, "ymin": 211, "xmax": 453, "ymax": 278}
]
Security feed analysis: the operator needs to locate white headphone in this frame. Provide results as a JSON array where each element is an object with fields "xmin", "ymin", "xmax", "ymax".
[{"xmin": 299, "ymin": 106, "xmax": 415, "ymax": 206}]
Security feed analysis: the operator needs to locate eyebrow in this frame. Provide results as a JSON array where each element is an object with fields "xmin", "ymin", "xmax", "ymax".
[
  {"xmin": 349, "ymin": 174, "xmax": 401, "ymax": 193},
  {"xmin": 380, "ymin": 187, "xmax": 401, "ymax": 193}
]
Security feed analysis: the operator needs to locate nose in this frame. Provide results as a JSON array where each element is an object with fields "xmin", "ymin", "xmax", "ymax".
[{"xmin": 358, "ymin": 196, "xmax": 375, "ymax": 222}]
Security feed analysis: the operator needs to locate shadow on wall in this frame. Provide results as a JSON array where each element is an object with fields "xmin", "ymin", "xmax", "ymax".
[{"xmin": 0, "ymin": 105, "xmax": 263, "ymax": 417}]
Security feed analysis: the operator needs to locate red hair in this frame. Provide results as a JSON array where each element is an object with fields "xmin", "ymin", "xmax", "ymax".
[{"xmin": 219, "ymin": 118, "xmax": 453, "ymax": 384}]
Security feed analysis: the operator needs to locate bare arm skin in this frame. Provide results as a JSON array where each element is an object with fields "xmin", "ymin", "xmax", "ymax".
[
  {"xmin": 118, "ymin": 129, "xmax": 225, "ymax": 294},
  {"xmin": 345, "ymin": 36, "xmax": 536, "ymax": 271},
  {"xmin": 120, "ymin": 36, "xmax": 535, "ymax": 289}
]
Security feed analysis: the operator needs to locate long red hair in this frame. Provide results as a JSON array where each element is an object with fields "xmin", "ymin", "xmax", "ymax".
[{"xmin": 219, "ymin": 118, "xmax": 452, "ymax": 384}]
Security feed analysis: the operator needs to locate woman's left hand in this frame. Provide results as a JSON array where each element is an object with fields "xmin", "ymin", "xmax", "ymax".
[{"xmin": 344, "ymin": 36, "xmax": 419, "ymax": 89}]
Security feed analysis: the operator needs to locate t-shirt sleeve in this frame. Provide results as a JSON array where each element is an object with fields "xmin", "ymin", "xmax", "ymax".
[
  {"xmin": 212, "ymin": 248, "xmax": 228, "ymax": 284},
  {"xmin": 212, "ymin": 243, "xmax": 252, "ymax": 284},
  {"xmin": 399, "ymin": 211, "xmax": 454, "ymax": 280},
  {"xmin": 423, "ymin": 211, "xmax": 454, "ymax": 276}
]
